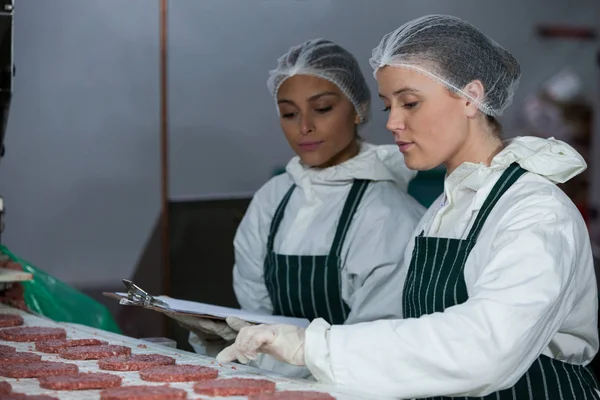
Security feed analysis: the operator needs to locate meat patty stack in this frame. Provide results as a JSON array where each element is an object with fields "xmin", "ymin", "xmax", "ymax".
[
  {"xmin": 0, "ymin": 305, "xmax": 360, "ymax": 400},
  {"xmin": 0, "ymin": 259, "xmax": 28, "ymax": 311}
]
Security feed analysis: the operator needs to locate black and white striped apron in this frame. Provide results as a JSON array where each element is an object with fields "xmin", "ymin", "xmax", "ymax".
[
  {"xmin": 402, "ymin": 162, "xmax": 600, "ymax": 399},
  {"xmin": 263, "ymin": 179, "xmax": 369, "ymax": 325}
]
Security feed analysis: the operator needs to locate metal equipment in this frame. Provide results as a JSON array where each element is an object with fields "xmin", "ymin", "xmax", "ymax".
[{"xmin": 0, "ymin": 0, "xmax": 14, "ymax": 244}]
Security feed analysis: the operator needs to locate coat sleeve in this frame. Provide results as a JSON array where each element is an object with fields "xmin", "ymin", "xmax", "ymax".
[
  {"xmin": 191, "ymin": 189, "xmax": 274, "ymax": 356},
  {"xmin": 342, "ymin": 189, "xmax": 425, "ymax": 324},
  {"xmin": 305, "ymin": 195, "xmax": 589, "ymax": 398},
  {"xmin": 232, "ymin": 192, "xmax": 274, "ymax": 315},
  {"xmin": 232, "ymin": 175, "xmax": 311, "ymax": 324}
]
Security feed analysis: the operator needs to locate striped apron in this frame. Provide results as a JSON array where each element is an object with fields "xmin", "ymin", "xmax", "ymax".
[
  {"xmin": 402, "ymin": 163, "xmax": 600, "ymax": 399},
  {"xmin": 263, "ymin": 179, "xmax": 370, "ymax": 325}
]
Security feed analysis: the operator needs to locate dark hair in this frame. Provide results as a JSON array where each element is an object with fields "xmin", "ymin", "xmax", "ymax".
[{"xmin": 486, "ymin": 114, "xmax": 502, "ymax": 136}]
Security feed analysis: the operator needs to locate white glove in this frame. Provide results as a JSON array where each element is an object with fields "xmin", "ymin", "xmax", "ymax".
[
  {"xmin": 216, "ymin": 321, "xmax": 306, "ymax": 366},
  {"xmin": 167, "ymin": 313, "xmax": 252, "ymax": 342}
]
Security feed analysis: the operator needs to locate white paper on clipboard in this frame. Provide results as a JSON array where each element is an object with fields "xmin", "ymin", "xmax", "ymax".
[{"xmin": 109, "ymin": 292, "xmax": 310, "ymax": 328}]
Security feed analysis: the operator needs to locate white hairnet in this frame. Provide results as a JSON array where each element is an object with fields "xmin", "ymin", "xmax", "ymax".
[
  {"xmin": 370, "ymin": 15, "xmax": 521, "ymax": 117},
  {"xmin": 267, "ymin": 38, "xmax": 371, "ymax": 123}
]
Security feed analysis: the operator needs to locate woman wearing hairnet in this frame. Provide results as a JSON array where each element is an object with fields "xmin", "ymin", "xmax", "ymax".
[
  {"xmin": 216, "ymin": 15, "xmax": 600, "ymax": 398},
  {"xmin": 183, "ymin": 39, "xmax": 425, "ymax": 378}
]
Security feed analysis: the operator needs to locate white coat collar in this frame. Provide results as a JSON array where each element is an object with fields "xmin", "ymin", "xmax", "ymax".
[
  {"xmin": 285, "ymin": 142, "xmax": 417, "ymax": 192},
  {"xmin": 442, "ymin": 136, "xmax": 586, "ymax": 211}
]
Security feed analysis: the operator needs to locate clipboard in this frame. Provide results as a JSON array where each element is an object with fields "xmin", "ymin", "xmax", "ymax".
[{"xmin": 103, "ymin": 279, "xmax": 310, "ymax": 328}]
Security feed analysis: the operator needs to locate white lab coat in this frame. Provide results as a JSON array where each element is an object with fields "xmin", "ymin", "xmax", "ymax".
[
  {"xmin": 190, "ymin": 142, "xmax": 425, "ymax": 377},
  {"xmin": 305, "ymin": 136, "xmax": 599, "ymax": 397}
]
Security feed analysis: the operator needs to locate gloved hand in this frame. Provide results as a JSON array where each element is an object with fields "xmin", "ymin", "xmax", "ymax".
[
  {"xmin": 216, "ymin": 321, "xmax": 306, "ymax": 366},
  {"xmin": 166, "ymin": 313, "xmax": 252, "ymax": 342}
]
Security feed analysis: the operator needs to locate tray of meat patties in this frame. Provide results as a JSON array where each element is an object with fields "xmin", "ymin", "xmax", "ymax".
[{"xmin": 0, "ymin": 304, "xmax": 381, "ymax": 400}]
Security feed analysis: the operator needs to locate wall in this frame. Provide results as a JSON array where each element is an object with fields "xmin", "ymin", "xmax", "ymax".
[
  {"xmin": 168, "ymin": 0, "xmax": 600, "ymax": 199},
  {"xmin": 0, "ymin": 0, "xmax": 597, "ymax": 288},
  {"xmin": 588, "ymin": 27, "xmax": 600, "ymax": 251},
  {"xmin": 0, "ymin": 0, "xmax": 160, "ymax": 287}
]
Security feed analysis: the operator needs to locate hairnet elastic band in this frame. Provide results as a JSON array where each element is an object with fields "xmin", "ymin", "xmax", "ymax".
[
  {"xmin": 375, "ymin": 62, "xmax": 493, "ymax": 116},
  {"xmin": 271, "ymin": 73, "xmax": 369, "ymax": 123}
]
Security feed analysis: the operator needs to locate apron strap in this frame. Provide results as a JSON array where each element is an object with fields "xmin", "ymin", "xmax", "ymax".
[
  {"xmin": 329, "ymin": 179, "xmax": 371, "ymax": 258},
  {"xmin": 266, "ymin": 185, "xmax": 296, "ymax": 252},
  {"xmin": 466, "ymin": 162, "xmax": 527, "ymax": 241}
]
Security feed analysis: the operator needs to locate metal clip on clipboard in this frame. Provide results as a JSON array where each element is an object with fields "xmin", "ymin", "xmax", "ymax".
[{"xmin": 122, "ymin": 279, "xmax": 169, "ymax": 308}]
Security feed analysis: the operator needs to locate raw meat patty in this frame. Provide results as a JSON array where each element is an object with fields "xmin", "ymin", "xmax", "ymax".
[
  {"xmin": 0, "ymin": 314, "xmax": 24, "ymax": 328},
  {"xmin": 249, "ymin": 391, "xmax": 336, "ymax": 400},
  {"xmin": 0, "ymin": 327, "xmax": 66, "ymax": 342},
  {"xmin": 0, "ymin": 283, "xmax": 27, "ymax": 312},
  {"xmin": 100, "ymin": 385, "xmax": 187, "ymax": 400},
  {"xmin": 39, "ymin": 372, "xmax": 122, "ymax": 390},
  {"xmin": 35, "ymin": 338, "xmax": 107, "ymax": 353},
  {"xmin": 1, "ymin": 261, "xmax": 22, "ymax": 270},
  {"xmin": 139, "ymin": 364, "xmax": 218, "ymax": 382},
  {"xmin": 0, "ymin": 381, "xmax": 10, "ymax": 394},
  {"xmin": 98, "ymin": 354, "xmax": 175, "ymax": 371},
  {"xmin": 0, "ymin": 394, "xmax": 59, "ymax": 400},
  {"xmin": 0, "ymin": 261, "xmax": 27, "ymax": 311},
  {"xmin": 0, "ymin": 344, "xmax": 16, "ymax": 353},
  {"xmin": 0, "ymin": 361, "xmax": 78, "ymax": 378},
  {"xmin": 194, "ymin": 378, "xmax": 276, "ymax": 396},
  {"xmin": 59, "ymin": 344, "xmax": 131, "ymax": 360},
  {"xmin": 0, "ymin": 351, "xmax": 42, "ymax": 365}
]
